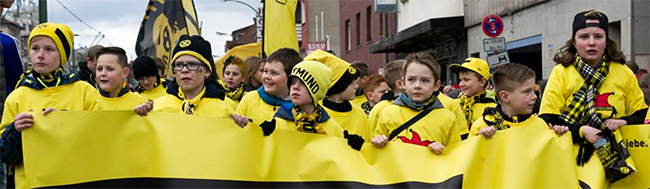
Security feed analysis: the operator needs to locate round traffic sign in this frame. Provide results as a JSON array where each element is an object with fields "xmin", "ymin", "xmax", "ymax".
[{"xmin": 482, "ymin": 15, "xmax": 504, "ymax": 38}]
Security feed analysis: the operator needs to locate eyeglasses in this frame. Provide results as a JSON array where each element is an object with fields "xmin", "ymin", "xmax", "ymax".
[{"xmin": 173, "ymin": 62, "xmax": 203, "ymax": 72}]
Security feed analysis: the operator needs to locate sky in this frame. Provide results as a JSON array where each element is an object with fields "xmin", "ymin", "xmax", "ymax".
[{"xmin": 43, "ymin": 0, "xmax": 261, "ymax": 61}]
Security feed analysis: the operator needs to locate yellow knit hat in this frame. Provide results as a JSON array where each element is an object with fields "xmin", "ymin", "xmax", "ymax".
[
  {"xmin": 28, "ymin": 23, "xmax": 74, "ymax": 66},
  {"xmin": 289, "ymin": 60, "xmax": 333, "ymax": 104},
  {"xmin": 449, "ymin": 57, "xmax": 491, "ymax": 80},
  {"xmin": 304, "ymin": 50, "xmax": 359, "ymax": 95}
]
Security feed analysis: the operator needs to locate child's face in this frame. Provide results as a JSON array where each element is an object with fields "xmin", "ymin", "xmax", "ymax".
[
  {"xmin": 173, "ymin": 55, "xmax": 210, "ymax": 94},
  {"xmin": 29, "ymin": 37, "xmax": 60, "ymax": 74},
  {"xmin": 573, "ymin": 20, "xmax": 606, "ymax": 65},
  {"xmin": 367, "ymin": 81, "xmax": 389, "ymax": 106},
  {"xmin": 404, "ymin": 63, "xmax": 437, "ymax": 103},
  {"xmin": 252, "ymin": 62, "xmax": 265, "ymax": 84},
  {"xmin": 289, "ymin": 77, "xmax": 313, "ymax": 105},
  {"xmin": 503, "ymin": 78, "xmax": 537, "ymax": 115},
  {"xmin": 262, "ymin": 61, "xmax": 288, "ymax": 97},
  {"xmin": 96, "ymin": 54, "xmax": 129, "ymax": 94},
  {"xmin": 458, "ymin": 71, "xmax": 486, "ymax": 96},
  {"xmin": 224, "ymin": 64, "xmax": 244, "ymax": 88},
  {"xmin": 137, "ymin": 75, "xmax": 158, "ymax": 91},
  {"xmin": 339, "ymin": 78, "xmax": 360, "ymax": 101}
]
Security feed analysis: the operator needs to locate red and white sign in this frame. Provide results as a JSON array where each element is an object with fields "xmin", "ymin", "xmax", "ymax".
[
  {"xmin": 307, "ymin": 42, "xmax": 327, "ymax": 54},
  {"xmin": 482, "ymin": 14, "xmax": 504, "ymax": 38}
]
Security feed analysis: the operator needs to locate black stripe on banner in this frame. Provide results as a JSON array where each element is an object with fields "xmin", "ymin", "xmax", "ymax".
[
  {"xmin": 54, "ymin": 28, "xmax": 71, "ymax": 61},
  {"xmin": 38, "ymin": 175, "xmax": 463, "ymax": 188},
  {"xmin": 578, "ymin": 180, "xmax": 591, "ymax": 189}
]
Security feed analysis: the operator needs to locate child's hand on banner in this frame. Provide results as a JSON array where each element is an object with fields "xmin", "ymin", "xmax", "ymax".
[
  {"xmin": 134, "ymin": 100, "xmax": 154, "ymax": 116},
  {"xmin": 371, "ymin": 135, "xmax": 388, "ymax": 148},
  {"xmin": 428, "ymin": 142, "xmax": 445, "ymax": 155},
  {"xmin": 14, "ymin": 110, "xmax": 34, "ymax": 132},
  {"xmin": 550, "ymin": 124, "xmax": 569, "ymax": 136},
  {"xmin": 479, "ymin": 126, "xmax": 496, "ymax": 139}
]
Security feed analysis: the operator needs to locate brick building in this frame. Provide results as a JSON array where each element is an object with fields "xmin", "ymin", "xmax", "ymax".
[
  {"xmin": 339, "ymin": 0, "xmax": 397, "ymax": 74},
  {"xmin": 224, "ymin": 24, "xmax": 257, "ymax": 52}
]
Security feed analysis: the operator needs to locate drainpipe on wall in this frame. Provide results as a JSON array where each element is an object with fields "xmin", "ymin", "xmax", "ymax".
[
  {"xmin": 631, "ymin": 0, "xmax": 635, "ymax": 62},
  {"xmin": 383, "ymin": 12, "xmax": 389, "ymax": 66}
]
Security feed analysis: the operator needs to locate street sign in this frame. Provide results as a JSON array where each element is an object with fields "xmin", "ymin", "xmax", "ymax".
[
  {"xmin": 375, "ymin": 0, "xmax": 397, "ymax": 13},
  {"xmin": 483, "ymin": 37, "xmax": 506, "ymax": 52},
  {"xmin": 487, "ymin": 51, "xmax": 510, "ymax": 67},
  {"xmin": 307, "ymin": 42, "xmax": 327, "ymax": 54},
  {"xmin": 482, "ymin": 14, "xmax": 504, "ymax": 37}
]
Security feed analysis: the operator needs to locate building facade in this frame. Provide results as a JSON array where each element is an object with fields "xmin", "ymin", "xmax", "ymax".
[
  {"xmin": 465, "ymin": 0, "xmax": 650, "ymax": 80},
  {"xmin": 339, "ymin": 0, "xmax": 397, "ymax": 74},
  {"xmin": 302, "ymin": 0, "xmax": 341, "ymax": 56},
  {"xmin": 371, "ymin": 0, "xmax": 465, "ymax": 84},
  {"xmin": 225, "ymin": 24, "xmax": 257, "ymax": 52}
]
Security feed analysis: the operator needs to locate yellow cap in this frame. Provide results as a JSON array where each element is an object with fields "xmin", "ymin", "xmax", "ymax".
[
  {"xmin": 289, "ymin": 60, "xmax": 333, "ymax": 104},
  {"xmin": 304, "ymin": 50, "xmax": 359, "ymax": 95},
  {"xmin": 28, "ymin": 23, "xmax": 74, "ymax": 66},
  {"xmin": 450, "ymin": 58, "xmax": 490, "ymax": 80}
]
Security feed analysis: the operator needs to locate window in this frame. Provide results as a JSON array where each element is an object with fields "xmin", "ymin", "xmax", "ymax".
[
  {"xmin": 345, "ymin": 19, "xmax": 351, "ymax": 51},
  {"xmin": 366, "ymin": 6, "xmax": 372, "ymax": 42},
  {"xmin": 356, "ymin": 13, "xmax": 361, "ymax": 47},
  {"xmin": 235, "ymin": 33, "xmax": 244, "ymax": 41},
  {"xmin": 379, "ymin": 13, "xmax": 384, "ymax": 37}
]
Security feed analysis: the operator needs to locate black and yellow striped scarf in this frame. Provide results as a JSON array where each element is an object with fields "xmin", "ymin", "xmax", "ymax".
[
  {"xmin": 361, "ymin": 101, "xmax": 371, "ymax": 115},
  {"xmin": 459, "ymin": 91, "xmax": 489, "ymax": 128},
  {"xmin": 16, "ymin": 66, "xmax": 78, "ymax": 90},
  {"xmin": 293, "ymin": 105, "xmax": 325, "ymax": 134},
  {"xmin": 482, "ymin": 106, "xmax": 532, "ymax": 132},
  {"xmin": 219, "ymin": 80, "xmax": 245, "ymax": 101},
  {"xmin": 560, "ymin": 56, "xmax": 609, "ymax": 130}
]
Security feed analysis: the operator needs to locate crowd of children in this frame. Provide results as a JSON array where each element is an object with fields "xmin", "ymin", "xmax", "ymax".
[{"xmin": 0, "ymin": 9, "xmax": 647, "ymax": 187}]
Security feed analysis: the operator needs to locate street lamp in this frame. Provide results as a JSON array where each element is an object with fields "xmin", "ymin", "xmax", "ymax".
[
  {"xmin": 220, "ymin": 0, "xmax": 259, "ymax": 16},
  {"xmin": 216, "ymin": 31, "xmax": 232, "ymax": 36}
]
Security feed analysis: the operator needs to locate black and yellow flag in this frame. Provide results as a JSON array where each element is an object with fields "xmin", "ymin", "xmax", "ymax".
[
  {"xmin": 263, "ymin": 0, "xmax": 299, "ymax": 56},
  {"xmin": 135, "ymin": 0, "xmax": 200, "ymax": 67},
  {"xmin": 21, "ymin": 111, "xmax": 650, "ymax": 188}
]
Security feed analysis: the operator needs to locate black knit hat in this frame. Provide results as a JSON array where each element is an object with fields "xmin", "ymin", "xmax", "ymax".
[
  {"xmin": 572, "ymin": 10, "xmax": 609, "ymax": 37},
  {"xmin": 171, "ymin": 35, "xmax": 214, "ymax": 73},
  {"xmin": 132, "ymin": 55, "xmax": 159, "ymax": 79},
  {"xmin": 327, "ymin": 67, "xmax": 360, "ymax": 96}
]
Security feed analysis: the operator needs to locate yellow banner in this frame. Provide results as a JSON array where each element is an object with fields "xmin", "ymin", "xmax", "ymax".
[
  {"xmin": 215, "ymin": 42, "xmax": 262, "ymax": 79},
  {"xmin": 263, "ymin": 0, "xmax": 299, "ymax": 56},
  {"xmin": 22, "ymin": 112, "xmax": 650, "ymax": 188}
]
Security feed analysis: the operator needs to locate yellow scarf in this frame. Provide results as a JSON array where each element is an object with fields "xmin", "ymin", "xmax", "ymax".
[
  {"xmin": 177, "ymin": 86, "xmax": 207, "ymax": 115},
  {"xmin": 219, "ymin": 80, "xmax": 245, "ymax": 101},
  {"xmin": 459, "ymin": 91, "xmax": 488, "ymax": 128},
  {"xmin": 292, "ymin": 105, "xmax": 326, "ymax": 134}
]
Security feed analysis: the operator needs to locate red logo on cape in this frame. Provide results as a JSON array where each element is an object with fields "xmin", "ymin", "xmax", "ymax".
[
  {"xmin": 595, "ymin": 92, "xmax": 613, "ymax": 107},
  {"xmin": 397, "ymin": 129, "xmax": 433, "ymax": 147},
  {"xmin": 595, "ymin": 92, "xmax": 617, "ymax": 118}
]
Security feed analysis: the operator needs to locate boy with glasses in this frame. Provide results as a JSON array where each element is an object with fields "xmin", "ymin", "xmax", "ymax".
[{"xmin": 134, "ymin": 35, "xmax": 238, "ymax": 119}]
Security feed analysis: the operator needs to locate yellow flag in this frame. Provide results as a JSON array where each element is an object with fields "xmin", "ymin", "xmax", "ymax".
[
  {"xmin": 215, "ymin": 42, "xmax": 262, "ymax": 79},
  {"xmin": 263, "ymin": 0, "xmax": 299, "ymax": 56},
  {"xmin": 23, "ymin": 112, "xmax": 650, "ymax": 188}
]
